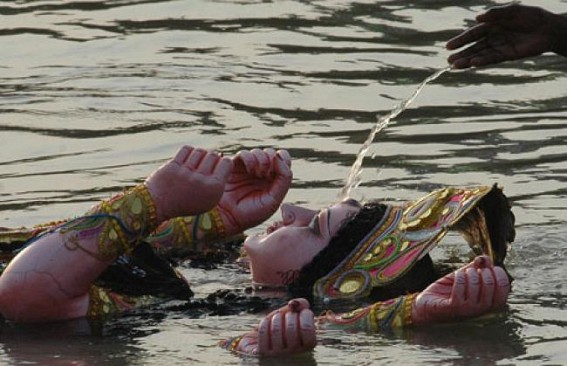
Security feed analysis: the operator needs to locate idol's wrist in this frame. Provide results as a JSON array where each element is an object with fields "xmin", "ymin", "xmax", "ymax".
[
  {"xmin": 80, "ymin": 184, "xmax": 159, "ymax": 260},
  {"xmin": 143, "ymin": 182, "xmax": 168, "ymax": 224},
  {"xmin": 216, "ymin": 206, "xmax": 243, "ymax": 237},
  {"xmin": 92, "ymin": 184, "xmax": 159, "ymax": 236},
  {"xmin": 410, "ymin": 292, "xmax": 427, "ymax": 326}
]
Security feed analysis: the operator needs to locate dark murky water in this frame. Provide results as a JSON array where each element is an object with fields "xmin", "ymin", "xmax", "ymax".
[{"xmin": 1, "ymin": 0, "xmax": 566, "ymax": 364}]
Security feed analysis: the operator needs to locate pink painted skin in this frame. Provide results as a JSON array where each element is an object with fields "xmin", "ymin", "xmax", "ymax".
[
  {"xmin": 216, "ymin": 148, "xmax": 293, "ymax": 237},
  {"xmin": 412, "ymin": 255, "xmax": 510, "ymax": 325},
  {"xmin": 0, "ymin": 145, "xmax": 233, "ymax": 322},
  {"xmin": 238, "ymin": 200, "xmax": 510, "ymax": 356},
  {"xmin": 446, "ymin": 4, "xmax": 566, "ymax": 69},
  {"xmin": 0, "ymin": 144, "xmax": 512, "ymax": 355},
  {"xmin": 243, "ymin": 200, "xmax": 362, "ymax": 286},
  {"xmin": 236, "ymin": 255, "xmax": 510, "ymax": 357},
  {"xmin": 145, "ymin": 146, "xmax": 233, "ymax": 223},
  {"xmin": 230, "ymin": 298, "xmax": 317, "ymax": 357}
]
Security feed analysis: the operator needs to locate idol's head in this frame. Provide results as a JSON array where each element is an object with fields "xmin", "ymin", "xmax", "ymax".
[{"xmin": 243, "ymin": 185, "xmax": 515, "ymax": 303}]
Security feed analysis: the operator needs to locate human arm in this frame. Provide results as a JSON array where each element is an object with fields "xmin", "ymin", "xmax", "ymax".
[{"xmin": 446, "ymin": 4, "xmax": 567, "ymax": 69}]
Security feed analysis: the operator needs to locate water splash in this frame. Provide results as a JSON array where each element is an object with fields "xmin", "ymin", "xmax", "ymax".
[{"xmin": 339, "ymin": 66, "xmax": 451, "ymax": 199}]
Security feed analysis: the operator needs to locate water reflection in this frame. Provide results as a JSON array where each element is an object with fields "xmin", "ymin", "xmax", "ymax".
[
  {"xmin": 409, "ymin": 314, "xmax": 526, "ymax": 366},
  {"xmin": 0, "ymin": 317, "xmax": 150, "ymax": 365},
  {"xmin": 1, "ymin": 0, "xmax": 566, "ymax": 364}
]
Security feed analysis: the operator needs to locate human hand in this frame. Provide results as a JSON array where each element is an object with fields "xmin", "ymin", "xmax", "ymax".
[
  {"xmin": 446, "ymin": 4, "xmax": 563, "ymax": 69},
  {"xmin": 145, "ymin": 146, "xmax": 233, "ymax": 223},
  {"xmin": 217, "ymin": 148, "xmax": 292, "ymax": 236},
  {"xmin": 412, "ymin": 255, "xmax": 510, "ymax": 325},
  {"xmin": 220, "ymin": 298, "xmax": 316, "ymax": 356}
]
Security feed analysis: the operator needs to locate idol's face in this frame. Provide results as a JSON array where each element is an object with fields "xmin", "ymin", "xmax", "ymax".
[{"xmin": 243, "ymin": 199, "xmax": 362, "ymax": 286}]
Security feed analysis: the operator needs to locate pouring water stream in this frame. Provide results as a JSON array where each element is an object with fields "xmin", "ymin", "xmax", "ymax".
[{"xmin": 340, "ymin": 66, "xmax": 452, "ymax": 199}]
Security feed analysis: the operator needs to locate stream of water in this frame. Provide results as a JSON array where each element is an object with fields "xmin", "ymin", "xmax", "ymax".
[{"xmin": 340, "ymin": 66, "xmax": 451, "ymax": 199}]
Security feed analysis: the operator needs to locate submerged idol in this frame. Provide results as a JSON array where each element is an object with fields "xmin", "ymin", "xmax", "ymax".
[{"xmin": 0, "ymin": 145, "xmax": 514, "ymax": 356}]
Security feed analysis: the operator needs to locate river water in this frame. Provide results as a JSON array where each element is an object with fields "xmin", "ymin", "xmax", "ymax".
[{"xmin": 1, "ymin": 0, "xmax": 566, "ymax": 365}]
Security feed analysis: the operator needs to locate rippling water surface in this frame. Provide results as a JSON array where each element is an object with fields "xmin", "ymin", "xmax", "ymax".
[{"xmin": 1, "ymin": 0, "xmax": 566, "ymax": 365}]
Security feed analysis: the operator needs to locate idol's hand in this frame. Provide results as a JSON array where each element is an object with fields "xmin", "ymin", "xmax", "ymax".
[
  {"xmin": 221, "ymin": 298, "xmax": 316, "ymax": 357},
  {"xmin": 446, "ymin": 4, "xmax": 564, "ymax": 69},
  {"xmin": 217, "ymin": 148, "xmax": 292, "ymax": 236},
  {"xmin": 412, "ymin": 256, "xmax": 510, "ymax": 325},
  {"xmin": 145, "ymin": 146, "xmax": 233, "ymax": 223}
]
